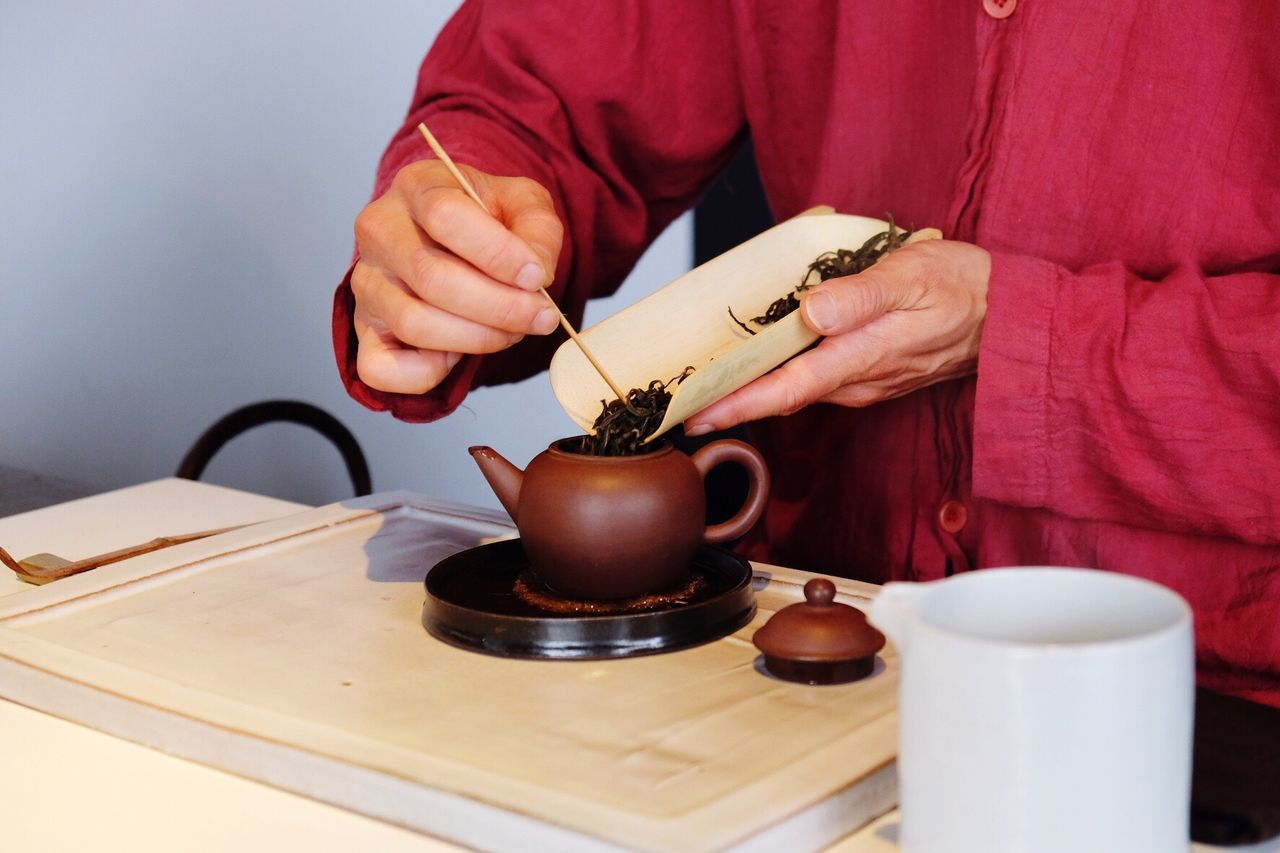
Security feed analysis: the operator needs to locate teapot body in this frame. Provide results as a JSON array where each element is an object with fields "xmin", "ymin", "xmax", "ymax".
[{"xmin": 518, "ymin": 439, "xmax": 705, "ymax": 599}]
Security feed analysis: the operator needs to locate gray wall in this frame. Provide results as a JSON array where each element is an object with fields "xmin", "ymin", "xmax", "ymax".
[{"xmin": 0, "ymin": 1, "xmax": 691, "ymax": 510}]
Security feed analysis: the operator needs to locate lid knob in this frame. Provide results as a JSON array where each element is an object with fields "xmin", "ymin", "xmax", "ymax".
[{"xmin": 804, "ymin": 577, "xmax": 836, "ymax": 606}]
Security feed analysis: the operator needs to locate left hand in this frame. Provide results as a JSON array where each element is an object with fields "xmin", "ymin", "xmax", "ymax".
[{"xmin": 684, "ymin": 239, "xmax": 991, "ymax": 435}]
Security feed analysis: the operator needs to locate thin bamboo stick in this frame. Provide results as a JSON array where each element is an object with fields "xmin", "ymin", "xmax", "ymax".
[{"xmin": 417, "ymin": 123, "xmax": 629, "ymax": 405}]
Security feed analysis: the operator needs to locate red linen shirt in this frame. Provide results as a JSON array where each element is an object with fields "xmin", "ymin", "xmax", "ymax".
[{"xmin": 333, "ymin": 1, "xmax": 1280, "ymax": 705}]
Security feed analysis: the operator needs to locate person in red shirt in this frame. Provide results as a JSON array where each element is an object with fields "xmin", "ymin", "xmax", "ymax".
[{"xmin": 334, "ymin": 2, "xmax": 1280, "ymax": 705}]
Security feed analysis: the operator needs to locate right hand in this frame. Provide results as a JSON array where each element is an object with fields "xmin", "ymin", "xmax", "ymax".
[{"xmin": 351, "ymin": 159, "xmax": 564, "ymax": 394}]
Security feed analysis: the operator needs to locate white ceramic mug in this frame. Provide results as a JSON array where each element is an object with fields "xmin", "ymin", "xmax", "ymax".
[{"xmin": 869, "ymin": 567, "xmax": 1194, "ymax": 853}]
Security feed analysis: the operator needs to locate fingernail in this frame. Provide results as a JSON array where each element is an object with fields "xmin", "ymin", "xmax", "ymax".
[
  {"xmin": 533, "ymin": 307, "xmax": 558, "ymax": 335},
  {"xmin": 684, "ymin": 423, "xmax": 713, "ymax": 437},
  {"xmin": 516, "ymin": 262, "xmax": 546, "ymax": 291},
  {"xmin": 445, "ymin": 352, "xmax": 462, "ymax": 371},
  {"xmin": 804, "ymin": 290, "xmax": 837, "ymax": 333}
]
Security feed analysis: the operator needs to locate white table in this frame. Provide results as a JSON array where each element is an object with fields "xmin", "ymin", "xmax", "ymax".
[{"xmin": 0, "ymin": 480, "xmax": 1274, "ymax": 852}]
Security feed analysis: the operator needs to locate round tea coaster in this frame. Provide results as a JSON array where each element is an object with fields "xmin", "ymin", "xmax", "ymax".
[{"xmin": 422, "ymin": 539, "xmax": 755, "ymax": 660}]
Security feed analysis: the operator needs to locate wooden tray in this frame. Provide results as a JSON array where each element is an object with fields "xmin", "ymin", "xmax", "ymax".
[{"xmin": 0, "ymin": 494, "xmax": 898, "ymax": 852}]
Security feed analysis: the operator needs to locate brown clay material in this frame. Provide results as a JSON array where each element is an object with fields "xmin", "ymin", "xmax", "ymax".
[
  {"xmin": 470, "ymin": 437, "xmax": 770, "ymax": 600},
  {"xmin": 753, "ymin": 578, "xmax": 885, "ymax": 684},
  {"xmin": 761, "ymin": 655, "xmax": 875, "ymax": 685},
  {"xmin": 690, "ymin": 440, "xmax": 771, "ymax": 543}
]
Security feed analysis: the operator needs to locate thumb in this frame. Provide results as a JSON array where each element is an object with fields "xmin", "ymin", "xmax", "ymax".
[{"xmin": 800, "ymin": 271, "xmax": 904, "ymax": 336}]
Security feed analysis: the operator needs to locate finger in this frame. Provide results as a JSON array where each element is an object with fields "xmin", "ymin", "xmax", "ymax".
[
  {"xmin": 685, "ymin": 346, "xmax": 848, "ymax": 434},
  {"xmin": 800, "ymin": 268, "xmax": 911, "ymax": 336},
  {"xmin": 817, "ymin": 382, "xmax": 889, "ymax": 409},
  {"xmin": 354, "ymin": 265, "xmax": 528, "ymax": 354},
  {"xmin": 803, "ymin": 309, "xmax": 938, "ymax": 408},
  {"xmin": 798, "ymin": 240, "xmax": 938, "ymax": 335},
  {"xmin": 399, "ymin": 170, "xmax": 551, "ymax": 291},
  {"xmin": 494, "ymin": 176, "xmax": 564, "ymax": 283},
  {"xmin": 818, "ymin": 347, "xmax": 979, "ymax": 408},
  {"xmin": 353, "ymin": 310, "xmax": 460, "ymax": 394},
  {"xmin": 397, "ymin": 246, "xmax": 557, "ymax": 335},
  {"xmin": 353, "ymin": 193, "xmax": 430, "ymax": 269},
  {"xmin": 355, "ymin": 192, "xmax": 556, "ymax": 336}
]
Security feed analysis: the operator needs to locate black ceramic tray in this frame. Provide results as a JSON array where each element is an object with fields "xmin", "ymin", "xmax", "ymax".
[{"xmin": 422, "ymin": 539, "xmax": 756, "ymax": 660}]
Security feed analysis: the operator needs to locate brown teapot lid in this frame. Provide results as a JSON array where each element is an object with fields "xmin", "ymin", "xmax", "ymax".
[{"xmin": 753, "ymin": 578, "xmax": 886, "ymax": 663}]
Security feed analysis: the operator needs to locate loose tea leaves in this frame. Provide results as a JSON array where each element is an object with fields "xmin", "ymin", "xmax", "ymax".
[
  {"xmin": 570, "ymin": 220, "xmax": 913, "ymax": 455},
  {"xmin": 730, "ymin": 217, "xmax": 912, "ymax": 336},
  {"xmin": 571, "ymin": 366, "xmax": 696, "ymax": 456}
]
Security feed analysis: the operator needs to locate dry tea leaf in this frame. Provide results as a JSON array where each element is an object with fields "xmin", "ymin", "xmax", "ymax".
[
  {"xmin": 730, "ymin": 216, "xmax": 911, "ymax": 336},
  {"xmin": 570, "ymin": 366, "xmax": 696, "ymax": 456}
]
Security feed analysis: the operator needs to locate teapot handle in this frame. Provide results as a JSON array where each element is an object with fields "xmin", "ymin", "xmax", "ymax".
[{"xmin": 690, "ymin": 439, "xmax": 771, "ymax": 544}]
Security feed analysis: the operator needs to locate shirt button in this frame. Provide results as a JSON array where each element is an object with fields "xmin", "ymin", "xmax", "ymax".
[
  {"xmin": 938, "ymin": 500, "xmax": 968, "ymax": 534},
  {"xmin": 983, "ymin": 0, "xmax": 1017, "ymax": 19}
]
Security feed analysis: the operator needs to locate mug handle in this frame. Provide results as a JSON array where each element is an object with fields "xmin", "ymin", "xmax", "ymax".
[{"xmin": 690, "ymin": 439, "xmax": 771, "ymax": 544}]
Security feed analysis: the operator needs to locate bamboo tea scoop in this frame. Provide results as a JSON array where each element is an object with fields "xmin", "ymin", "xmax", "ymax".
[
  {"xmin": 0, "ymin": 525, "xmax": 244, "ymax": 585},
  {"xmin": 417, "ymin": 123, "xmax": 629, "ymax": 405},
  {"xmin": 549, "ymin": 210, "xmax": 943, "ymax": 441}
]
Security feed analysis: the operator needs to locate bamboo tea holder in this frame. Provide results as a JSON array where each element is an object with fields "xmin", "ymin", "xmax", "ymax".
[{"xmin": 549, "ymin": 210, "xmax": 942, "ymax": 439}]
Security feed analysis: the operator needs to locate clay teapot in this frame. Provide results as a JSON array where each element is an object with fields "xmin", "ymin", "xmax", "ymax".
[{"xmin": 469, "ymin": 438, "xmax": 770, "ymax": 600}]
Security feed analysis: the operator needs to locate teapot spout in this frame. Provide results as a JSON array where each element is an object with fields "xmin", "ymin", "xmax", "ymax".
[
  {"xmin": 868, "ymin": 582, "xmax": 928, "ymax": 655},
  {"xmin": 468, "ymin": 446, "xmax": 524, "ymax": 522}
]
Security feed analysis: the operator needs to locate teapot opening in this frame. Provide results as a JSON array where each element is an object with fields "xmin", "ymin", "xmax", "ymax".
[
  {"xmin": 567, "ymin": 366, "xmax": 696, "ymax": 456},
  {"xmin": 554, "ymin": 436, "xmax": 673, "ymax": 458}
]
